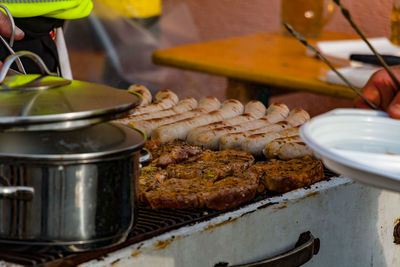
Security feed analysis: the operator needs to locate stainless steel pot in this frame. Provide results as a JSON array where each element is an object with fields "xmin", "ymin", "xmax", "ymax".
[
  {"xmin": 0, "ymin": 122, "xmax": 147, "ymax": 252},
  {"xmin": 0, "ymin": 43, "xmax": 147, "ymax": 251}
]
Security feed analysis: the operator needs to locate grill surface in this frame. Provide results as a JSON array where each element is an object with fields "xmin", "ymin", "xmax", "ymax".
[{"xmin": 0, "ymin": 169, "xmax": 338, "ymax": 266}]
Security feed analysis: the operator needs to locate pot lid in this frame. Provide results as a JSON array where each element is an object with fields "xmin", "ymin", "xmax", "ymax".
[
  {"xmin": 0, "ymin": 74, "xmax": 141, "ymax": 132},
  {"xmin": 0, "ymin": 122, "xmax": 145, "ymax": 161},
  {"xmin": 0, "ymin": 51, "xmax": 142, "ymax": 132}
]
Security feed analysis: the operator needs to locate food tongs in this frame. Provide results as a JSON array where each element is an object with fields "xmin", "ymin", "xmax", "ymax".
[
  {"xmin": 0, "ymin": 5, "xmax": 71, "ymax": 91},
  {"xmin": 283, "ymin": 0, "xmax": 400, "ymax": 111},
  {"xmin": 0, "ymin": 4, "xmax": 26, "ymax": 75}
]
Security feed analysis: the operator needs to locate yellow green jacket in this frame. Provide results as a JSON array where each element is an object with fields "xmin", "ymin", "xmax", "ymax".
[{"xmin": 0, "ymin": 0, "xmax": 93, "ymax": 19}]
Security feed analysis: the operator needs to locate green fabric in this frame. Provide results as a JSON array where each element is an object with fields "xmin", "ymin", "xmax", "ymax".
[{"xmin": 0, "ymin": 0, "xmax": 93, "ymax": 19}]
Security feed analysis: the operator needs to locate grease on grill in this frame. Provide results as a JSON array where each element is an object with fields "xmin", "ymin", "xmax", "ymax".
[{"xmin": 154, "ymin": 236, "xmax": 175, "ymax": 250}]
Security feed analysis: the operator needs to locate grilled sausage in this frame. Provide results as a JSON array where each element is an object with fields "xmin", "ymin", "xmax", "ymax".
[
  {"xmin": 282, "ymin": 108, "xmax": 310, "ymax": 127},
  {"xmin": 152, "ymin": 99, "xmax": 244, "ymax": 143},
  {"xmin": 130, "ymin": 96, "xmax": 221, "ymax": 137},
  {"xmin": 242, "ymin": 125, "xmax": 303, "ymax": 157},
  {"xmin": 127, "ymin": 84, "xmax": 152, "ymax": 106},
  {"xmin": 186, "ymin": 100, "xmax": 267, "ymax": 147},
  {"xmin": 263, "ymin": 135, "xmax": 313, "ymax": 160},
  {"xmin": 242, "ymin": 109, "xmax": 309, "ymax": 156},
  {"xmin": 242, "ymin": 108, "xmax": 309, "ymax": 136},
  {"xmin": 131, "ymin": 89, "xmax": 179, "ymax": 115},
  {"xmin": 219, "ymin": 103, "xmax": 290, "ymax": 150},
  {"xmin": 117, "ymin": 97, "xmax": 197, "ymax": 125}
]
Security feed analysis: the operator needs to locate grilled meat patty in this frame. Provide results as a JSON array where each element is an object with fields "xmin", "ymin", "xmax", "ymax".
[
  {"xmin": 252, "ymin": 156, "xmax": 324, "ymax": 193},
  {"xmin": 145, "ymin": 139, "xmax": 203, "ymax": 167},
  {"xmin": 140, "ymin": 141, "xmax": 324, "ymax": 210},
  {"xmin": 137, "ymin": 166, "xmax": 168, "ymax": 202},
  {"xmin": 143, "ymin": 173, "xmax": 259, "ymax": 210},
  {"xmin": 166, "ymin": 150, "xmax": 255, "ymax": 181},
  {"xmin": 139, "ymin": 150, "xmax": 257, "ymax": 210}
]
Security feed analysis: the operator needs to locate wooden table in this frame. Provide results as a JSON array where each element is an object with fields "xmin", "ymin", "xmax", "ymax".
[{"xmin": 152, "ymin": 32, "xmax": 361, "ymax": 102}]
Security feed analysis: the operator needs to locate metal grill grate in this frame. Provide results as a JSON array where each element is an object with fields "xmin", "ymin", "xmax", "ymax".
[{"xmin": 0, "ymin": 169, "xmax": 338, "ymax": 266}]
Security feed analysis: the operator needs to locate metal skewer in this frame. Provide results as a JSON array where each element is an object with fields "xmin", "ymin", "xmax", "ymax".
[
  {"xmin": 283, "ymin": 22, "xmax": 378, "ymax": 110},
  {"xmin": 333, "ymin": 0, "xmax": 400, "ymax": 92}
]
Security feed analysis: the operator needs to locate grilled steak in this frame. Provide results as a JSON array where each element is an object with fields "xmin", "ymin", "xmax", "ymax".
[
  {"xmin": 143, "ymin": 173, "xmax": 259, "ymax": 210},
  {"xmin": 139, "ymin": 150, "xmax": 258, "ymax": 210},
  {"xmin": 145, "ymin": 139, "xmax": 203, "ymax": 167},
  {"xmin": 252, "ymin": 156, "xmax": 324, "ymax": 193},
  {"xmin": 166, "ymin": 150, "xmax": 255, "ymax": 181},
  {"xmin": 140, "ymin": 141, "xmax": 325, "ymax": 210},
  {"xmin": 137, "ymin": 166, "xmax": 168, "ymax": 202}
]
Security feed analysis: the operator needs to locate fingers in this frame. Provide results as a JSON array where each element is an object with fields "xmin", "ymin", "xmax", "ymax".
[
  {"xmin": 354, "ymin": 70, "xmax": 385, "ymax": 109},
  {"xmin": 14, "ymin": 26, "xmax": 24, "ymax": 41},
  {"xmin": 354, "ymin": 82, "xmax": 380, "ymax": 110},
  {"xmin": 354, "ymin": 68, "xmax": 399, "ymax": 110},
  {"xmin": 387, "ymin": 93, "xmax": 400, "ymax": 119},
  {"xmin": 0, "ymin": 11, "xmax": 24, "ymax": 40}
]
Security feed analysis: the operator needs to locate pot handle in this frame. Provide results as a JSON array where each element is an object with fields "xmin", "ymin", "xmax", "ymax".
[
  {"xmin": 0, "ymin": 51, "xmax": 57, "ymax": 83},
  {"xmin": 0, "ymin": 186, "xmax": 34, "ymax": 201},
  {"xmin": 214, "ymin": 231, "xmax": 319, "ymax": 267},
  {"xmin": 139, "ymin": 148, "xmax": 152, "ymax": 167}
]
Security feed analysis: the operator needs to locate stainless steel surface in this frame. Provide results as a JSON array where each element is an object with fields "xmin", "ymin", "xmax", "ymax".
[
  {"xmin": 3, "ymin": 114, "xmax": 126, "ymax": 132},
  {"xmin": 0, "ymin": 5, "xmax": 26, "ymax": 74},
  {"xmin": 0, "ymin": 186, "xmax": 34, "ymax": 201},
  {"xmin": 0, "ymin": 52, "xmax": 56, "ymax": 83},
  {"xmin": 0, "ymin": 122, "xmax": 145, "ymax": 161},
  {"xmin": 217, "ymin": 232, "xmax": 319, "ymax": 267},
  {"xmin": 0, "ymin": 153, "xmax": 138, "ymax": 251},
  {"xmin": 28, "ymin": 77, "xmax": 70, "ymax": 91},
  {"xmin": 283, "ymin": 22, "xmax": 378, "ymax": 110},
  {"xmin": 0, "ymin": 124, "xmax": 146, "ymax": 251},
  {"xmin": 139, "ymin": 148, "xmax": 152, "ymax": 168},
  {"xmin": 0, "ymin": 64, "xmax": 141, "ymax": 131}
]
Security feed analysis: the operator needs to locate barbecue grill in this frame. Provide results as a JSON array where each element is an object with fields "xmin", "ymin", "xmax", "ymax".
[{"xmin": 1, "ymin": 168, "xmax": 400, "ymax": 267}]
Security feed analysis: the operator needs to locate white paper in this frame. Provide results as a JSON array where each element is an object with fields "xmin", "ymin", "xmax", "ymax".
[
  {"xmin": 323, "ymin": 66, "xmax": 380, "ymax": 88},
  {"xmin": 315, "ymin": 37, "xmax": 400, "ymax": 60}
]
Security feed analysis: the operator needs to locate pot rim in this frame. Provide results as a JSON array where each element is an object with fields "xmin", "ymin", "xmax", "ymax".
[
  {"xmin": 0, "ymin": 123, "xmax": 146, "ymax": 161},
  {"xmin": 0, "ymin": 148, "xmax": 142, "ymax": 164}
]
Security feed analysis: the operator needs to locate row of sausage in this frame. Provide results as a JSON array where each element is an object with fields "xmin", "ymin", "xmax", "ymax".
[{"xmin": 116, "ymin": 85, "xmax": 313, "ymax": 160}]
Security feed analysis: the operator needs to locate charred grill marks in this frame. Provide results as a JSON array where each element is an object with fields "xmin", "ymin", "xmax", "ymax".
[{"xmin": 140, "ymin": 141, "xmax": 324, "ymax": 210}]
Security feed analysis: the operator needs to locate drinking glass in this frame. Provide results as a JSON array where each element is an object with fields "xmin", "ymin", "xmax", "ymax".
[{"xmin": 281, "ymin": 0, "xmax": 335, "ymax": 38}]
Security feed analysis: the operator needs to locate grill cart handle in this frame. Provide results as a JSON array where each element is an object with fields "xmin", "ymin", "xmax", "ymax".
[{"xmin": 215, "ymin": 231, "xmax": 320, "ymax": 267}]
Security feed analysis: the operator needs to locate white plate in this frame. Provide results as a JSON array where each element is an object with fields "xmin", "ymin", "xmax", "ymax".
[{"xmin": 300, "ymin": 108, "xmax": 400, "ymax": 192}]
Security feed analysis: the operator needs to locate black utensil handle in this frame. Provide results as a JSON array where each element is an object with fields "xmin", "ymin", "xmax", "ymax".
[
  {"xmin": 215, "ymin": 231, "xmax": 320, "ymax": 267},
  {"xmin": 350, "ymin": 54, "xmax": 400, "ymax": 66}
]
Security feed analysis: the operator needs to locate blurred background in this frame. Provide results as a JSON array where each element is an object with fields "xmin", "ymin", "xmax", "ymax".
[{"xmin": 64, "ymin": 0, "xmax": 393, "ymax": 117}]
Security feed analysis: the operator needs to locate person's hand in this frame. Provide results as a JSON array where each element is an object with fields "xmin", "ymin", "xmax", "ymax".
[
  {"xmin": 354, "ymin": 66, "xmax": 400, "ymax": 119},
  {"xmin": 0, "ymin": 10, "xmax": 24, "ymax": 40}
]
